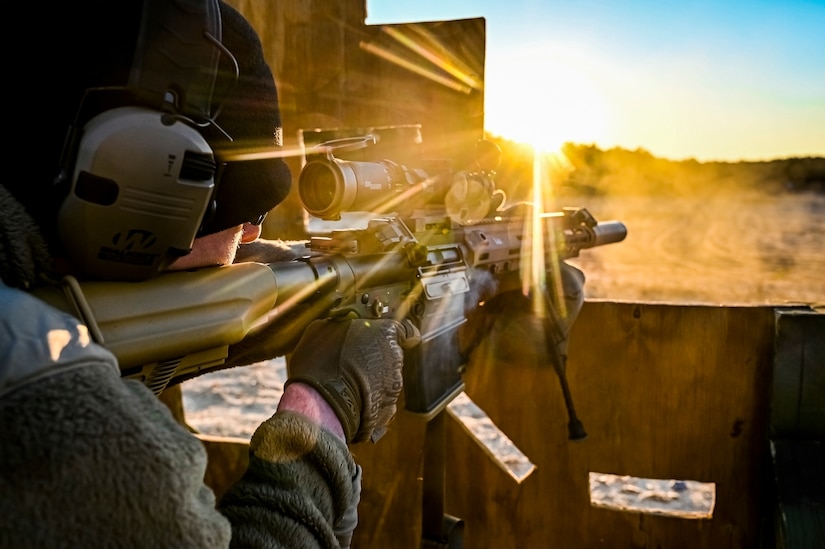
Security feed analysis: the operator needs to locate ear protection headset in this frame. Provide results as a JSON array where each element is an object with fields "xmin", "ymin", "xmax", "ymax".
[{"xmin": 57, "ymin": 0, "xmax": 235, "ymax": 281}]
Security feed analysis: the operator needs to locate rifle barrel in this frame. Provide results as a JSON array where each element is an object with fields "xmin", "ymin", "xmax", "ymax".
[{"xmin": 591, "ymin": 221, "xmax": 627, "ymax": 248}]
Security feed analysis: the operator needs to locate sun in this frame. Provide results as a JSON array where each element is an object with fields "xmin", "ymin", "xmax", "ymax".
[{"xmin": 484, "ymin": 47, "xmax": 608, "ymax": 154}]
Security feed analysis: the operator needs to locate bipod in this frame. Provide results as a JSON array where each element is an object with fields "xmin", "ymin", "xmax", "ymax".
[{"xmin": 541, "ymin": 290, "xmax": 588, "ymax": 441}]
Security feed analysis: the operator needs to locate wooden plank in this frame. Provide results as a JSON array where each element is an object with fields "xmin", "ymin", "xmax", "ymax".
[
  {"xmin": 197, "ymin": 434, "xmax": 250, "ymax": 501},
  {"xmin": 772, "ymin": 440, "xmax": 825, "ymax": 549},
  {"xmin": 772, "ymin": 308, "xmax": 825, "ymax": 439},
  {"xmin": 771, "ymin": 308, "xmax": 825, "ymax": 549}
]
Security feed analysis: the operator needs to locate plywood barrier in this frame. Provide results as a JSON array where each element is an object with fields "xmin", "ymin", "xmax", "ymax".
[
  {"xmin": 351, "ymin": 301, "xmax": 776, "ymax": 548},
  {"xmin": 197, "ymin": 435, "xmax": 250, "ymax": 502}
]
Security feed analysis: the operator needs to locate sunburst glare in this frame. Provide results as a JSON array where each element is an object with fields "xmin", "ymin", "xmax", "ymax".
[
  {"xmin": 519, "ymin": 147, "xmax": 575, "ymax": 320},
  {"xmin": 360, "ymin": 24, "xmax": 482, "ymax": 94},
  {"xmin": 485, "ymin": 48, "xmax": 607, "ymax": 155}
]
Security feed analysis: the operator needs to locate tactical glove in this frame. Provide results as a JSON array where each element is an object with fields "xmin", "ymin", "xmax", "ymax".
[{"xmin": 286, "ymin": 317, "xmax": 419, "ymax": 444}]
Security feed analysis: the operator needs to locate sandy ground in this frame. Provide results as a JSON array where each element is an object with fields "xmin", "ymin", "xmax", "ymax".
[
  {"xmin": 567, "ymin": 191, "xmax": 825, "ymax": 307},
  {"xmin": 182, "ymin": 358, "xmax": 287, "ymax": 440},
  {"xmin": 589, "ymin": 473, "xmax": 716, "ymax": 519}
]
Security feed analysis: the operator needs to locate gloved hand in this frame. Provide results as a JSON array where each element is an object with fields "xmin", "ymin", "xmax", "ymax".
[{"xmin": 286, "ymin": 317, "xmax": 420, "ymax": 444}]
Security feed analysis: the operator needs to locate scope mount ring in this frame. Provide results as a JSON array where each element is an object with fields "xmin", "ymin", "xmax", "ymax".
[{"xmin": 309, "ymin": 135, "xmax": 378, "ymax": 159}]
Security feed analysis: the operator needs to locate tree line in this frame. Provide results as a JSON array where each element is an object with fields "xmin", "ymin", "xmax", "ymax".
[{"xmin": 485, "ymin": 135, "xmax": 825, "ymax": 201}]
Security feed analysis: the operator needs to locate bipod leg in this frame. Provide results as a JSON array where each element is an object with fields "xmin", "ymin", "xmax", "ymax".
[
  {"xmin": 542, "ymin": 291, "xmax": 588, "ymax": 441},
  {"xmin": 420, "ymin": 409, "xmax": 464, "ymax": 548}
]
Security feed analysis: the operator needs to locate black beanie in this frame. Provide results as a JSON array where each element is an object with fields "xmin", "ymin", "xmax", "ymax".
[
  {"xmin": 7, "ymin": 0, "xmax": 290, "ymax": 247},
  {"xmin": 198, "ymin": 2, "xmax": 292, "ymax": 235}
]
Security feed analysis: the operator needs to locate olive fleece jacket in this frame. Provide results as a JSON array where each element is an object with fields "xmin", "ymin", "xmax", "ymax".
[{"xmin": 0, "ymin": 284, "xmax": 357, "ymax": 548}]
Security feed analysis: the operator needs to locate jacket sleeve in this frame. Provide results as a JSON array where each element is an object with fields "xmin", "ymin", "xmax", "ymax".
[
  {"xmin": 1, "ymin": 285, "xmax": 357, "ymax": 548},
  {"xmin": 218, "ymin": 412, "xmax": 359, "ymax": 548},
  {"xmin": 0, "ymin": 284, "xmax": 232, "ymax": 548}
]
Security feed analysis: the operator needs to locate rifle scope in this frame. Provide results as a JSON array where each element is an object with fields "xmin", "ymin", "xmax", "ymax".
[{"xmin": 299, "ymin": 156, "xmax": 435, "ymax": 220}]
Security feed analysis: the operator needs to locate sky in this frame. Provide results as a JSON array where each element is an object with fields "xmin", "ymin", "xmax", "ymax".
[{"xmin": 366, "ymin": 0, "xmax": 825, "ymax": 162}]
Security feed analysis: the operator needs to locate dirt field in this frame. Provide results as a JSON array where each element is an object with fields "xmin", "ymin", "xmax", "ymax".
[{"xmin": 564, "ymin": 190, "xmax": 825, "ymax": 307}]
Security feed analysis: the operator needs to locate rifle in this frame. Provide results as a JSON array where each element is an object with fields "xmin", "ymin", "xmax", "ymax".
[
  {"xmin": 34, "ymin": 137, "xmax": 627, "ymax": 419},
  {"xmin": 34, "ymin": 137, "xmax": 626, "ymax": 547}
]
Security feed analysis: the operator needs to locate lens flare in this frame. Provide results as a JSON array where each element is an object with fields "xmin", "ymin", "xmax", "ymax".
[
  {"xmin": 360, "ymin": 23, "xmax": 483, "ymax": 94},
  {"xmin": 485, "ymin": 48, "xmax": 607, "ymax": 155},
  {"xmin": 519, "ymin": 147, "xmax": 574, "ymax": 320},
  {"xmin": 487, "ymin": 46, "xmax": 602, "ymax": 316}
]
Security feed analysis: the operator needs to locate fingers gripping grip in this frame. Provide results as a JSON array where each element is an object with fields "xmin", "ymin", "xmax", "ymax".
[{"xmin": 287, "ymin": 318, "xmax": 414, "ymax": 444}]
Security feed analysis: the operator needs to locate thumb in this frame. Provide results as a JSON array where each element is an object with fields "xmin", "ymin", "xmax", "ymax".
[{"xmin": 395, "ymin": 319, "xmax": 421, "ymax": 349}]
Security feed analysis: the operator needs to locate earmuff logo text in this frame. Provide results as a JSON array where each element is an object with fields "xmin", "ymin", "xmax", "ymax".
[{"xmin": 97, "ymin": 229, "xmax": 159, "ymax": 266}]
